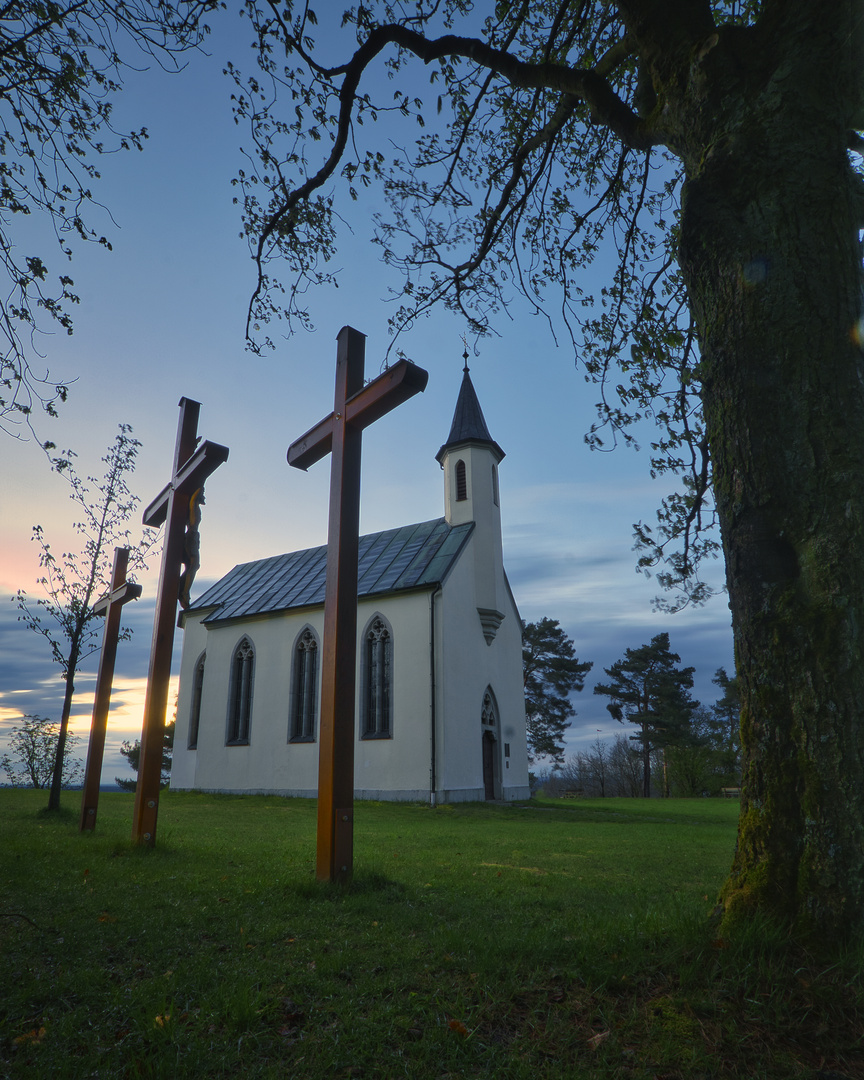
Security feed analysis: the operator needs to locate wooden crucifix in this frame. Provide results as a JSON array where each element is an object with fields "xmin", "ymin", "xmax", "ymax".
[
  {"xmin": 131, "ymin": 397, "xmax": 229, "ymax": 846},
  {"xmin": 79, "ymin": 546, "xmax": 142, "ymax": 833},
  {"xmin": 288, "ymin": 326, "xmax": 428, "ymax": 883}
]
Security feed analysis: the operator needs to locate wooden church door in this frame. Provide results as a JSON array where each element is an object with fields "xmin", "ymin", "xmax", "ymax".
[
  {"xmin": 482, "ymin": 731, "xmax": 496, "ymax": 800},
  {"xmin": 481, "ymin": 689, "xmax": 498, "ymax": 800}
]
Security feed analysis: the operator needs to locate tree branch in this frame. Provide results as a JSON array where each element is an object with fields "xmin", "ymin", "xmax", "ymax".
[{"xmin": 246, "ymin": 17, "xmax": 661, "ymax": 335}]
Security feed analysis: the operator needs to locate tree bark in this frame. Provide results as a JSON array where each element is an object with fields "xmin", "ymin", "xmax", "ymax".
[
  {"xmin": 47, "ymin": 639, "xmax": 79, "ymax": 811},
  {"xmin": 641, "ymin": 727, "xmax": 651, "ymax": 798},
  {"xmin": 673, "ymin": 10, "xmax": 864, "ymax": 934}
]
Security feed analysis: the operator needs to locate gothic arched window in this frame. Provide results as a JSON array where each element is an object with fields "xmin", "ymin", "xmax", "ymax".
[
  {"xmin": 226, "ymin": 637, "xmax": 254, "ymax": 745},
  {"xmin": 361, "ymin": 615, "xmax": 393, "ymax": 738},
  {"xmin": 482, "ymin": 688, "xmax": 498, "ymax": 727},
  {"xmin": 188, "ymin": 652, "xmax": 205, "ymax": 749},
  {"xmin": 455, "ymin": 459, "xmax": 467, "ymax": 501},
  {"xmin": 290, "ymin": 627, "xmax": 318, "ymax": 742}
]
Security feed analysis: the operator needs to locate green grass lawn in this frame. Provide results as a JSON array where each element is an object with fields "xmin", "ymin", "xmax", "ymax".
[{"xmin": 1, "ymin": 790, "xmax": 861, "ymax": 1078}]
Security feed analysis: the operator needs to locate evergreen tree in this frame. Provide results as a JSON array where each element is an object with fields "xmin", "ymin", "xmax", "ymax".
[
  {"xmin": 522, "ymin": 618, "xmax": 592, "ymax": 765},
  {"xmin": 116, "ymin": 720, "xmax": 174, "ymax": 791},
  {"xmin": 594, "ymin": 633, "xmax": 697, "ymax": 797},
  {"xmin": 712, "ymin": 667, "xmax": 742, "ymax": 764}
]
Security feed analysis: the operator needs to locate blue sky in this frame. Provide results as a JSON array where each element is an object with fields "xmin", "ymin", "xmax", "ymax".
[{"xmin": 0, "ymin": 14, "xmax": 734, "ymax": 785}]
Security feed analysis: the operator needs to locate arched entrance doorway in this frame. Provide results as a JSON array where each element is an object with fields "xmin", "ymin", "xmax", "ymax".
[{"xmin": 481, "ymin": 688, "xmax": 499, "ymax": 800}]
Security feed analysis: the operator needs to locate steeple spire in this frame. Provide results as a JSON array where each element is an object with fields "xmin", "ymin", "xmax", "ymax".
[{"xmin": 436, "ymin": 360, "xmax": 504, "ymax": 465}]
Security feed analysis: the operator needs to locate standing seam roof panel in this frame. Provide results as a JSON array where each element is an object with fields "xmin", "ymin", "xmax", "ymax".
[{"xmin": 192, "ymin": 518, "xmax": 474, "ymax": 624}]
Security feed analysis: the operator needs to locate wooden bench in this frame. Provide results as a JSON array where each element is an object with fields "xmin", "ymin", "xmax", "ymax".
[
  {"xmin": 562, "ymin": 790, "xmax": 583, "ymax": 799},
  {"xmin": 721, "ymin": 787, "xmax": 741, "ymax": 798}
]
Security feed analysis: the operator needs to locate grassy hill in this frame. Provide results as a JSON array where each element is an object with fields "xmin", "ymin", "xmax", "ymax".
[{"xmin": 1, "ymin": 791, "xmax": 860, "ymax": 1078}]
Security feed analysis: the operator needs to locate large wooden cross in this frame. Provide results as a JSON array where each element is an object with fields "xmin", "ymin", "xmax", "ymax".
[
  {"xmin": 79, "ymin": 546, "xmax": 142, "ymax": 833},
  {"xmin": 132, "ymin": 397, "xmax": 229, "ymax": 846},
  {"xmin": 288, "ymin": 326, "xmax": 428, "ymax": 882}
]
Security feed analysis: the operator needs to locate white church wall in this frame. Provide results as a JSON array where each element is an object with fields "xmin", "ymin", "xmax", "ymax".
[
  {"xmin": 171, "ymin": 609, "xmax": 209, "ymax": 789},
  {"xmin": 434, "ymin": 535, "xmax": 530, "ymax": 802},
  {"xmin": 493, "ymin": 580, "xmax": 531, "ymax": 798},
  {"xmin": 353, "ymin": 590, "xmax": 434, "ymax": 800},
  {"xmin": 434, "ymin": 548, "xmax": 488, "ymax": 800},
  {"xmin": 174, "ymin": 589, "xmax": 440, "ymax": 799}
]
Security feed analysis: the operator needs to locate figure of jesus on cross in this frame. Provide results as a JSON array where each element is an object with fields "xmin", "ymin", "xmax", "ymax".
[
  {"xmin": 288, "ymin": 326, "xmax": 428, "ymax": 883},
  {"xmin": 132, "ymin": 398, "xmax": 228, "ymax": 847}
]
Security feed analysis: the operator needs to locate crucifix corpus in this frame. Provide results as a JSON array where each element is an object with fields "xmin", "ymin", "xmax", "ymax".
[
  {"xmin": 132, "ymin": 398, "xmax": 229, "ymax": 847},
  {"xmin": 79, "ymin": 546, "xmax": 142, "ymax": 833},
  {"xmin": 288, "ymin": 326, "xmax": 428, "ymax": 883}
]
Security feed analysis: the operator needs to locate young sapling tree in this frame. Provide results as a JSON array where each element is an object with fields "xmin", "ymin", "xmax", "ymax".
[{"xmin": 15, "ymin": 425, "xmax": 152, "ymax": 810}]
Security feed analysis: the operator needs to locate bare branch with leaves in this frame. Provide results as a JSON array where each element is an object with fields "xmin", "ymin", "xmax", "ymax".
[
  {"xmin": 0, "ymin": 0, "xmax": 215, "ymax": 439},
  {"xmin": 14, "ymin": 423, "xmax": 155, "ymax": 810}
]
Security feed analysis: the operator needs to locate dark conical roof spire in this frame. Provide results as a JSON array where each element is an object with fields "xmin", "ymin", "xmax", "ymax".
[{"xmin": 436, "ymin": 364, "xmax": 504, "ymax": 463}]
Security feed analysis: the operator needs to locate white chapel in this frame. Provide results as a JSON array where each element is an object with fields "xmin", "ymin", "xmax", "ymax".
[{"xmin": 171, "ymin": 364, "xmax": 530, "ymax": 803}]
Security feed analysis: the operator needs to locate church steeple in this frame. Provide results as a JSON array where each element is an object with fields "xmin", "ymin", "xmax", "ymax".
[
  {"xmin": 436, "ymin": 358, "xmax": 506, "ymax": 644},
  {"xmin": 436, "ymin": 360, "xmax": 505, "ymax": 466}
]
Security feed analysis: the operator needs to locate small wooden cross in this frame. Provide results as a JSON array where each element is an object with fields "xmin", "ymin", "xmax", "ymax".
[
  {"xmin": 288, "ymin": 326, "xmax": 428, "ymax": 883},
  {"xmin": 132, "ymin": 398, "xmax": 228, "ymax": 846},
  {"xmin": 79, "ymin": 546, "xmax": 142, "ymax": 832}
]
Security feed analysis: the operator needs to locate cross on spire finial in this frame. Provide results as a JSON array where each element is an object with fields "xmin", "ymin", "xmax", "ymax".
[{"xmin": 461, "ymin": 334, "xmax": 470, "ymax": 373}]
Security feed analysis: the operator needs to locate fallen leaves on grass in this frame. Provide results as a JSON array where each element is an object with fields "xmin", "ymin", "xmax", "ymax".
[
  {"xmin": 14, "ymin": 1027, "xmax": 46, "ymax": 1046},
  {"xmin": 587, "ymin": 1030, "xmax": 610, "ymax": 1050},
  {"xmin": 448, "ymin": 1018, "xmax": 469, "ymax": 1036}
]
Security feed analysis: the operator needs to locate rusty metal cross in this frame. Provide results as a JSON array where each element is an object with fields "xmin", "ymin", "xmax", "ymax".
[
  {"xmin": 79, "ymin": 546, "xmax": 142, "ymax": 832},
  {"xmin": 288, "ymin": 326, "xmax": 428, "ymax": 882},
  {"xmin": 132, "ymin": 397, "xmax": 228, "ymax": 846}
]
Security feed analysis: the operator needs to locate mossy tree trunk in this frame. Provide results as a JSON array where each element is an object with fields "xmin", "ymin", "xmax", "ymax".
[{"xmin": 668, "ymin": 6, "xmax": 864, "ymax": 934}]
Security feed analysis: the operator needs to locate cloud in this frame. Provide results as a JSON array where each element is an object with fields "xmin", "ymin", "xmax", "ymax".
[
  {"xmin": 0, "ymin": 593, "xmax": 180, "ymax": 786},
  {"xmin": 505, "ymin": 511, "xmax": 734, "ymax": 763}
]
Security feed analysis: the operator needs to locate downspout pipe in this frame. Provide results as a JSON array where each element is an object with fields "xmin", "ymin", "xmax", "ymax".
[{"xmin": 429, "ymin": 585, "xmax": 442, "ymax": 807}]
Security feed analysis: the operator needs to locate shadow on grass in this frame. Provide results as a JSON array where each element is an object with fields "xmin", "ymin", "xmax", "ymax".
[
  {"xmin": 292, "ymin": 870, "xmax": 409, "ymax": 902},
  {"xmin": 36, "ymin": 805, "xmax": 77, "ymax": 824}
]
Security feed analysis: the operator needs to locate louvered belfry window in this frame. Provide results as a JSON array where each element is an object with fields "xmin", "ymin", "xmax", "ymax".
[{"xmin": 455, "ymin": 459, "xmax": 467, "ymax": 501}]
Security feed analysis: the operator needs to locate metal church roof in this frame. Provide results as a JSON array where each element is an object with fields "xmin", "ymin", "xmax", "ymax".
[{"xmin": 188, "ymin": 517, "xmax": 474, "ymax": 625}]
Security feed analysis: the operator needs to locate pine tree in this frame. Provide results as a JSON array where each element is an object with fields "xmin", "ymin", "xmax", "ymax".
[
  {"xmin": 712, "ymin": 667, "xmax": 741, "ymax": 763},
  {"xmin": 522, "ymin": 618, "xmax": 592, "ymax": 765},
  {"xmin": 116, "ymin": 720, "xmax": 175, "ymax": 792},
  {"xmin": 594, "ymin": 633, "xmax": 697, "ymax": 797}
]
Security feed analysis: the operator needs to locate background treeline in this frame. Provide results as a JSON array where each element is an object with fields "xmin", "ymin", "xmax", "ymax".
[
  {"xmin": 534, "ymin": 671, "xmax": 741, "ymax": 799},
  {"xmin": 524, "ymin": 620, "xmax": 741, "ymax": 798}
]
